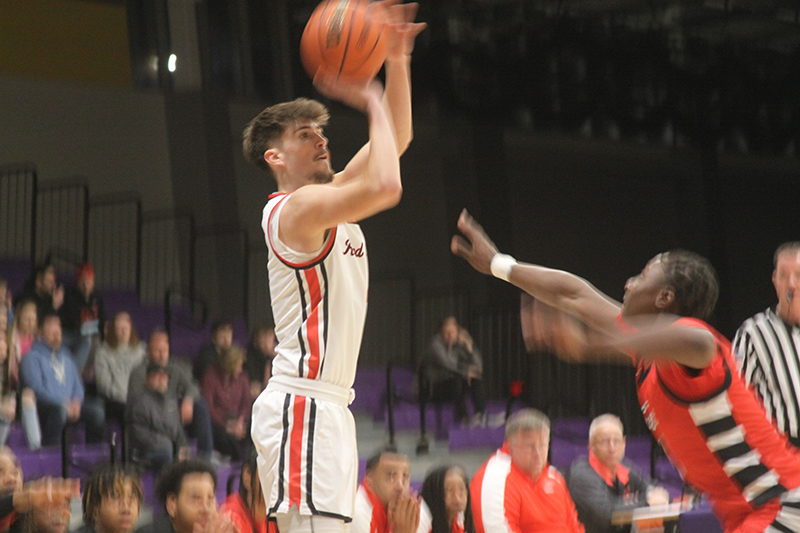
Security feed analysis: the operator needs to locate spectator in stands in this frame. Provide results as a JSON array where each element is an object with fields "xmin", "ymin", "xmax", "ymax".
[
  {"xmin": 1, "ymin": 302, "xmax": 40, "ymax": 450},
  {"xmin": 14, "ymin": 264, "xmax": 63, "ymax": 321},
  {"xmin": 7, "ymin": 300, "xmax": 38, "ymax": 388},
  {"xmin": 420, "ymin": 316, "xmax": 486, "ymax": 427},
  {"xmin": 218, "ymin": 451, "xmax": 266, "ymax": 533},
  {"xmin": 19, "ymin": 311, "xmax": 105, "ymax": 446},
  {"xmin": 0, "ymin": 446, "xmax": 80, "ymax": 533},
  {"xmin": 193, "ymin": 320, "xmax": 234, "ymax": 383},
  {"xmin": 136, "ymin": 460, "xmax": 235, "ymax": 533},
  {"xmin": 470, "ymin": 408, "xmax": 583, "ymax": 533},
  {"xmin": 200, "ymin": 346, "xmax": 251, "ymax": 462},
  {"xmin": 567, "ymin": 414, "xmax": 670, "ymax": 533},
  {"xmin": 0, "ymin": 278, "xmax": 11, "ymax": 331},
  {"xmin": 127, "ymin": 330, "xmax": 213, "ymax": 462},
  {"xmin": 94, "ymin": 312, "xmax": 146, "ymax": 425},
  {"xmin": 419, "ymin": 465, "xmax": 475, "ymax": 533},
  {"xmin": 59, "ymin": 263, "xmax": 105, "ymax": 374},
  {"xmin": 352, "ymin": 448, "xmax": 421, "ymax": 533},
  {"xmin": 243, "ymin": 326, "xmax": 275, "ymax": 399},
  {"xmin": 126, "ymin": 363, "xmax": 188, "ymax": 471},
  {"xmin": 77, "ymin": 464, "xmax": 143, "ymax": 533}
]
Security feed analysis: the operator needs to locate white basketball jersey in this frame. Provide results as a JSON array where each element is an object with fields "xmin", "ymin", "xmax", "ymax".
[{"xmin": 262, "ymin": 192, "xmax": 368, "ymax": 389}]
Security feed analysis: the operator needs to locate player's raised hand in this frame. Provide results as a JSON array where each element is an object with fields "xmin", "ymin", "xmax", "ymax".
[
  {"xmin": 313, "ymin": 67, "xmax": 383, "ymax": 114},
  {"xmin": 381, "ymin": 1, "xmax": 427, "ymax": 60},
  {"xmin": 451, "ymin": 209, "xmax": 499, "ymax": 276}
]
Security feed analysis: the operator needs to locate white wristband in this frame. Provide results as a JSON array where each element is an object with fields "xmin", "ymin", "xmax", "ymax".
[{"xmin": 490, "ymin": 254, "xmax": 517, "ymax": 282}]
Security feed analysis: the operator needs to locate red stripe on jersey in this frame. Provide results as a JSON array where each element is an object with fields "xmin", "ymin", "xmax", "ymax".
[
  {"xmin": 304, "ymin": 268, "xmax": 323, "ymax": 379},
  {"xmin": 289, "ymin": 396, "xmax": 307, "ymax": 507},
  {"xmin": 267, "ymin": 194, "xmax": 339, "ymax": 269}
]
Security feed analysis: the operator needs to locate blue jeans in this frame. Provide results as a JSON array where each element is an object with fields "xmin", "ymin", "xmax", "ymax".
[{"xmin": 37, "ymin": 396, "xmax": 106, "ymax": 446}]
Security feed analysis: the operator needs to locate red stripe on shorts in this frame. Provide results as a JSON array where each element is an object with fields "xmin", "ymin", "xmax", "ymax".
[{"xmin": 289, "ymin": 395, "xmax": 307, "ymax": 506}]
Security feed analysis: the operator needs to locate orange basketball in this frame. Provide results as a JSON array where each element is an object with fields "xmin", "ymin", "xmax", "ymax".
[{"xmin": 300, "ymin": 0, "xmax": 389, "ymax": 83}]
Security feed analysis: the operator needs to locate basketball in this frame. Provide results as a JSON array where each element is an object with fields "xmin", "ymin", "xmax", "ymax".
[{"xmin": 300, "ymin": 0, "xmax": 389, "ymax": 84}]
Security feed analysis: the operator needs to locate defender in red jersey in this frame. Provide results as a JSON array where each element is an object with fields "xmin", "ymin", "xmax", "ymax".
[{"xmin": 451, "ymin": 210, "xmax": 800, "ymax": 533}]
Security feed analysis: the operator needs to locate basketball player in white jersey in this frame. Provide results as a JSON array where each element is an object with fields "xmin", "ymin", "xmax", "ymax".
[{"xmin": 242, "ymin": 3, "xmax": 425, "ymax": 532}]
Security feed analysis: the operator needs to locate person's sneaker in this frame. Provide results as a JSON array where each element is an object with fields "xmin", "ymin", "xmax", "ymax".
[{"xmin": 469, "ymin": 412, "xmax": 487, "ymax": 429}]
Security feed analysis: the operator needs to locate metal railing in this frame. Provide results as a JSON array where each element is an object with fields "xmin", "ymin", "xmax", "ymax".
[
  {"xmin": 0, "ymin": 163, "xmax": 37, "ymax": 260},
  {"xmin": 35, "ymin": 177, "xmax": 89, "ymax": 264},
  {"xmin": 88, "ymin": 193, "xmax": 141, "ymax": 291}
]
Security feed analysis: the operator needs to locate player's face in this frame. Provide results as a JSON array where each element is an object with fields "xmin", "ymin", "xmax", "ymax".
[
  {"xmin": 167, "ymin": 473, "xmax": 217, "ymax": 533},
  {"xmin": 621, "ymin": 255, "xmax": 668, "ymax": 317},
  {"xmin": 368, "ymin": 454, "xmax": 411, "ymax": 507},
  {"xmin": 774, "ymin": 250, "xmax": 800, "ymax": 326},
  {"xmin": 443, "ymin": 469, "xmax": 468, "ymax": 519},
  {"xmin": 508, "ymin": 428, "xmax": 550, "ymax": 479},
  {"xmin": 590, "ymin": 422, "xmax": 626, "ymax": 471},
  {"xmin": 279, "ymin": 119, "xmax": 334, "ymax": 185},
  {"xmin": 95, "ymin": 479, "xmax": 141, "ymax": 533}
]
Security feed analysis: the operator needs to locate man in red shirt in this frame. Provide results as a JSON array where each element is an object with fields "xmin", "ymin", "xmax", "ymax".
[
  {"xmin": 451, "ymin": 210, "xmax": 800, "ymax": 533},
  {"xmin": 352, "ymin": 449, "xmax": 420, "ymax": 533},
  {"xmin": 470, "ymin": 408, "xmax": 583, "ymax": 533}
]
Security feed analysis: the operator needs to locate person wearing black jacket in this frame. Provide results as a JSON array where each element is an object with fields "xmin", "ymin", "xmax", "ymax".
[
  {"xmin": 59, "ymin": 263, "xmax": 105, "ymax": 374},
  {"xmin": 567, "ymin": 415, "xmax": 670, "ymax": 533}
]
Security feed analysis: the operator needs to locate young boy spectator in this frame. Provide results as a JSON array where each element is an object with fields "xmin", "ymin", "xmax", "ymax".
[
  {"xmin": 76, "ymin": 464, "xmax": 143, "ymax": 533},
  {"xmin": 135, "ymin": 460, "xmax": 234, "ymax": 533},
  {"xmin": 59, "ymin": 263, "xmax": 105, "ymax": 373},
  {"xmin": 126, "ymin": 364, "xmax": 187, "ymax": 471}
]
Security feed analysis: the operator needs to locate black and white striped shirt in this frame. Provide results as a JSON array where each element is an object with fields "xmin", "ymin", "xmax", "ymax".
[{"xmin": 733, "ymin": 307, "xmax": 800, "ymax": 441}]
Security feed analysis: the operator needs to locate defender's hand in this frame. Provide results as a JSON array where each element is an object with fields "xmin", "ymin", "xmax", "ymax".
[{"xmin": 451, "ymin": 209, "xmax": 499, "ymax": 276}]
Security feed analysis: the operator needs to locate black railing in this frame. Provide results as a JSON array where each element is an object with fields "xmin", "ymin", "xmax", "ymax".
[
  {"xmin": 88, "ymin": 192, "xmax": 142, "ymax": 292},
  {"xmin": 164, "ymin": 284, "xmax": 208, "ymax": 338},
  {"xmin": 0, "ymin": 163, "xmax": 37, "ymax": 261},
  {"xmin": 35, "ymin": 177, "xmax": 89, "ymax": 264},
  {"xmin": 140, "ymin": 209, "xmax": 195, "ymax": 305}
]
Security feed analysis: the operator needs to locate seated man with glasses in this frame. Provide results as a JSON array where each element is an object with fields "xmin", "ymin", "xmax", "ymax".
[{"xmin": 567, "ymin": 414, "xmax": 670, "ymax": 533}]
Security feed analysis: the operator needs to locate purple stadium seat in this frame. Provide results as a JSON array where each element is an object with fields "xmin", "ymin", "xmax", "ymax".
[
  {"xmin": 16, "ymin": 446, "xmax": 63, "ymax": 479},
  {"xmin": 448, "ymin": 426, "xmax": 505, "ymax": 450},
  {"xmin": 351, "ymin": 367, "xmax": 387, "ymax": 417},
  {"xmin": 551, "ymin": 418, "xmax": 590, "ymax": 443}
]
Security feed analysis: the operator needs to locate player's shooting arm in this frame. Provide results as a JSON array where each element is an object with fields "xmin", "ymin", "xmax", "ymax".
[{"xmin": 605, "ymin": 318, "xmax": 716, "ymax": 369}]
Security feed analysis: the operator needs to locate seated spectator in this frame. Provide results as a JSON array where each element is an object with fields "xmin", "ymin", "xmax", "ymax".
[
  {"xmin": 1, "ymin": 302, "xmax": 40, "ymax": 450},
  {"xmin": 567, "ymin": 414, "xmax": 670, "ymax": 533},
  {"xmin": 0, "ymin": 446, "xmax": 80, "ymax": 533},
  {"xmin": 19, "ymin": 311, "xmax": 105, "ymax": 446},
  {"xmin": 16, "ymin": 499, "xmax": 71, "ymax": 533},
  {"xmin": 14, "ymin": 265, "xmax": 63, "ymax": 322},
  {"xmin": 244, "ymin": 327, "xmax": 275, "ymax": 399},
  {"xmin": 7, "ymin": 300, "xmax": 38, "ymax": 388},
  {"xmin": 94, "ymin": 312, "xmax": 146, "ymax": 425},
  {"xmin": 59, "ymin": 263, "xmax": 105, "ymax": 374},
  {"xmin": 193, "ymin": 320, "xmax": 233, "ymax": 383},
  {"xmin": 470, "ymin": 408, "xmax": 583, "ymax": 533},
  {"xmin": 136, "ymin": 460, "xmax": 235, "ymax": 533},
  {"xmin": 76, "ymin": 464, "xmax": 143, "ymax": 533},
  {"xmin": 352, "ymin": 448, "xmax": 421, "ymax": 533},
  {"xmin": 127, "ymin": 364, "xmax": 188, "ymax": 471},
  {"xmin": 218, "ymin": 451, "xmax": 266, "ymax": 533},
  {"xmin": 0, "ymin": 278, "xmax": 12, "ymax": 328},
  {"xmin": 127, "ymin": 330, "xmax": 213, "ymax": 461},
  {"xmin": 420, "ymin": 316, "xmax": 486, "ymax": 427},
  {"xmin": 419, "ymin": 466, "xmax": 475, "ymax": 533},
  {"xmin": 200, "ymin": 346, "xmax": 251, "ymax": 462}
]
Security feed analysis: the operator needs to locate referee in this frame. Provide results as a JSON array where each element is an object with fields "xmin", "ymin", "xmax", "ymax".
[{"xmin": 733, "ymin": 241, "xmax": 800, "ymax": 446}]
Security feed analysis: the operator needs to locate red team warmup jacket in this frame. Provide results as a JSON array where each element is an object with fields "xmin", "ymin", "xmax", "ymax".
[
  {"xmin": 470, "ymin": 444, "xmax": 584, "ymax": 533},
  {"xmin": 631, "ymin": 317, "xmax": 800, "ymax": 533}
]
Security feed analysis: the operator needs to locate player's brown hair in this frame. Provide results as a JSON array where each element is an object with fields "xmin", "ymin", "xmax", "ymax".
[
  {"xmin": 660, "ymin": 249, "xmax": 719, "ymax": 321},
  {"xmin": 242, "ymin": 98, "xmax": 330, "ymax": 177},
  {"xmin": 774, "ymin": 241, "xmax": 800, "ymax": 267}
]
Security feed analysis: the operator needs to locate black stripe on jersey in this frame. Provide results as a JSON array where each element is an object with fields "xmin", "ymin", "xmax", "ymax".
[
  {"xmin": 698, "ymin": 416, "xmax": 738, "ymax": 437},
  {"xmin": 766, "ymin": 317, "xmax": 800, "ymax": 435},
  {"xmin": 306, "ymin": 399, "xmax": 318, "ymax": 513},
  {"xmin": 715, "ymin": 442, "xmax": 752, "ymax": 462},
  {"xmin": 270, "ymin": 393, "xmax": 293, "ymax": 515},
  {"xmin": 318, "ymin": 264, "xmax": 329, "ymax": 377},
  {"xmin": 752, "ymin": 316, "xmax": 793, "ymax": 434},
  {"xmin": 752, "ymin": 484, "xmax": 787, "ymax": 507},
  {"xmin": 295, "ymin": 270, "xmax": 309, "ymax": 378},
  {"xmin": 782, "ymin": 500, "xmax": 800, "ymax": 510},
  {"xmin": 313, "ymin": 510, "xmax": 353, "ymax": 523},
  {"xmin": 656, "ymin": 357, "xmax": 732, "ymax": 405},
  {"xmin": 276, "ymin": 228, "xmax": 338, "ymax": 271},
  {"xmin": 770, "ymin": 520, "xmax": 795, "ymax": 533},
  {"xmin": 636, "ymin": 362, "xmax": 652, "ymax": 387},
  {"xmin": 731, "ymin": 464, "xmax": 770, "ymax": 489}
]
